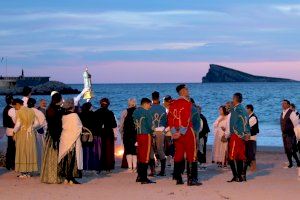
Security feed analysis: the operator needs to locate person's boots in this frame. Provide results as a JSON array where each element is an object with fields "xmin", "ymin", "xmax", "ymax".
[
  {"xmin": 180, "ymin": 160, "xmax": 186, "ymax": 175},
  {"xmin": 174, "ymin": 162, "xmax": 184, "ymax": 185},
  {"xmin": 186, "ymin": 161, "xmax": 191, "ymax": 178},
  {"xmin": 228, "ymin": 160, "xmax": 238, "ymax": 182},
  {"xmin": 187, "ymin": 162, "xmax": 202, "ymax": 186},
  {"xmin": 141, "ymin": 163, "xmax": 156, "ymax": 184},
  {"xmin": 237, "ymin": 160, "xmax": 244, "ymax": 182},
  {"xmin": 149, "ymin": 159, "xmax": 156, "ymax": 177},
  {"xmin": 192, "ymin": 162, "xmax": 202, "ymax": 185},
  {"xmin": 140, "ymin": 163, "xmax": 147, "ymax": 183},
  {"xmin": 136, "ymin": 163, "xmax": 142, "ymax": 182},
  {"xmin": 158, "ymin": 159, "xmax": 166, "ymax": 176},
  {"xmin": 242, "ymin": 161, "xmax": 250, "ymax": 181}
]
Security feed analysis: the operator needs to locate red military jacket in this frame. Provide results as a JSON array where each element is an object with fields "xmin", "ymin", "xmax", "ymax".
[{"xmin": 167, "ymin": 97, "xmax": 193, "ymax": 135}]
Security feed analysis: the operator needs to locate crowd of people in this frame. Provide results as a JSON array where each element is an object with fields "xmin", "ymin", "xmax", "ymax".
[{"xmin": 2, "ymin": 84, "xmax": 300, "ymax": 185}]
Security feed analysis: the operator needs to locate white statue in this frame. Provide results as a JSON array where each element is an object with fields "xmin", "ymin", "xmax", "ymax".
[{"xmin": 83, "ymin": 67, "xmax": 94, "ymax": 100}]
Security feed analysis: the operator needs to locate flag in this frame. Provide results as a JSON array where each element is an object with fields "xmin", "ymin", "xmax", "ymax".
[{"xmin": 0, "ymin": 57, "xmax": 4, "ymax": 63}]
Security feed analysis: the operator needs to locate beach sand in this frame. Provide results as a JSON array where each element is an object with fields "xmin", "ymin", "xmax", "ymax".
[{"xmin": 0, "ymin": 146, "xmax": 299, "ymax": 200}]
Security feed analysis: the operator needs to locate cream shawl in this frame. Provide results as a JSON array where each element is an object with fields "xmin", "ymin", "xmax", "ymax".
[{"xmin": 58, "ymin": 113, "xmax": 83, "ymax": 170}]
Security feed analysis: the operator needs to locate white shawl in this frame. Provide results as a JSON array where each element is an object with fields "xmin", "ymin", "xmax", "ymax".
[
  {"xmin": 58, "ymin": 113, "xmax": 83, "ymax": 170},
  {"xmin": 294, "ymin": 125, "xmax": 300, "ymax": 141}
]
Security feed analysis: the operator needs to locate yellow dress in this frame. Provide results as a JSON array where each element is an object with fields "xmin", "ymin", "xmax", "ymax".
[{"xmin": 14, "ymin": 107, "xmax": 38, "ymax": 173}]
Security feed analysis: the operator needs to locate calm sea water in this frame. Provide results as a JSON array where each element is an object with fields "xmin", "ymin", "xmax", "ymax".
[{"xmin": 1, "ymin": 82, "xmax": 300, "ymax": 147}]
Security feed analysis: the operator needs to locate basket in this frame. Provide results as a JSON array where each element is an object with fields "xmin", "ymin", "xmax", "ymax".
[{"xmin": 81, "ymin": 127, "xmax": 93, "ymax": 143}]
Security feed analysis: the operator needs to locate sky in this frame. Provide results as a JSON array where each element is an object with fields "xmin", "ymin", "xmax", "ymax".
[{"xmin": 0, "ymin": 0, "xmax": 300, "ymax": 83}]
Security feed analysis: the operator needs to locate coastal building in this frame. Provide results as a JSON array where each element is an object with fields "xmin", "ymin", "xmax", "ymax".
[{"xmin": 0, "ymin": 70, "xmax": 49, "ymax": 89}]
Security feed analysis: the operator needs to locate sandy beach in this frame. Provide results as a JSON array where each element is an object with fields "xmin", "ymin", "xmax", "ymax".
[
  {"xmin": 0, "ymin": 146, "xmax": 299, "ymax": 200},
  {"xmin": 1, "ymin": 0, "xmax": 300, "ymax": 199}
]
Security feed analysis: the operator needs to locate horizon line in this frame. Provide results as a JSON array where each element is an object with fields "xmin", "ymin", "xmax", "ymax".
[{"xmin": 65, "ymin": 81, "xmax": 300, "ymax": 85}]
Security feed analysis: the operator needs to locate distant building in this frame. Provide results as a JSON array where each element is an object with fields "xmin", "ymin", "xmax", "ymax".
[{"xmin": 0, "ymin": 70, "xmax": 50, "ymax": 89}]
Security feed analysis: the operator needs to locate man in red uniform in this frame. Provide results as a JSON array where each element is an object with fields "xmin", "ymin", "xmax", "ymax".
[
  {"xmin": 133, "ymin": 98, "xmax": 156, "ymax": 184},
  {"xmin": 168, "ymin": 84, "xmax": 202, "ymax": 186}
]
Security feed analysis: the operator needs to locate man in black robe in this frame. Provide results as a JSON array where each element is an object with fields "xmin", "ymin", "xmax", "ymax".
[{"xmin": 95, "ymin": 98, "xmax": 118, "ymax": 173}]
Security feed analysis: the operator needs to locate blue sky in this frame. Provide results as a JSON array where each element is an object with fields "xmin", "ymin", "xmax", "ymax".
[{"xmin": 0, "ymin": 0, "xmax": 300, "ymax": 83}]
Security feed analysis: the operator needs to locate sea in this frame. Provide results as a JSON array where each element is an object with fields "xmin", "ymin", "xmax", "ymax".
[{"xmin": 1, "ymin": 82, "xmax": 300, "ymax": 147}]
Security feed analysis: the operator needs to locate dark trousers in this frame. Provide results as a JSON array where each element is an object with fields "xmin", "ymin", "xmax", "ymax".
[
  {"xmin": 287, "ymin": 152, "xmax": 300, "ymax": 166},
  {"xmin": 283, "ymin": 135, "xmax": 300, "ymax": 166},
  {"xmin": 244, "ymin": 140, "xmax": 256, "ymax": 173},
  {"xmin": 164, "ymin": 136, "xmax": 173, "ymax": 157},
  {"xmin": 197, "ymin": 136, "xmax": 207, "ymax": 164},
  {"xmin": 229, "ymin": 160, "xmax": 244, "ymax": 179},
  {"xmin": 245, "ymin": 140, "xmax": 256, "ymax": 162},
  {"xmin": 6, "ymin": 136, "xmax": 15, "ymax": 170}
]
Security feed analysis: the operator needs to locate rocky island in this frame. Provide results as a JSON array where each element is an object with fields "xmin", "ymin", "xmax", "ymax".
[{"xmin": 202, "ymin": 64, "xmax": 297, "ymax": 83}]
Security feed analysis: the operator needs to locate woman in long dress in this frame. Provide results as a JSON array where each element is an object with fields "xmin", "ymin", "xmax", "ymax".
[
  {"xmin": 95, "ymin": 98, "xmax": 118, "ymax": 173},
  {"xmin": 41, "ymin": 93, "xmax": 64, "ymax": 184},
  {"xmin": 58, "ymin": 99, "xmax": 83, "ymax": 184},
  {"xmin": 40, "ymin": 89, "xmax": 87, "ymax": 183},
  {"xmin": 27, "ymin": 98, "xmax": 47, "ymax": 172},
  {"xmin": 79, "ymin": 102, "xmax": 102, "ymax": 172},
  {"xmin": 13, "ymin": 98, "xmax": 39, "ymax": 178},
  {"xmin": 212, "ymin": 106, "xmax": 230, "ymax": 168}
]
